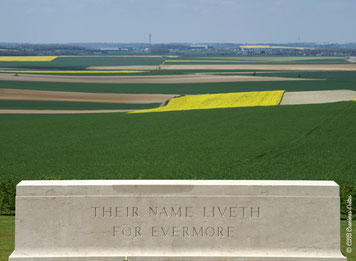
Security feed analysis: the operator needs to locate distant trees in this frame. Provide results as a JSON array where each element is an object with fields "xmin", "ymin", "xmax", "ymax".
[
  {"xmin": 0, "ymin": 43, "xmax": 91, "ymax": 56},
  {"xmin": 340, "ymin": 183, "xmax": 356, "ymax": 218},
  {"xmin": 0, "ymin": 178, "xmax": 17, "ymax": 215},
  {"xmin": 0, "ymin": 176, "xmax": 62, "ymax": 216}
]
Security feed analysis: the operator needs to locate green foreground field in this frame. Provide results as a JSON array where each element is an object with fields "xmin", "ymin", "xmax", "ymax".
[
  {"xmin": 0, "ymin": 216, "xmax": 354, "ymax": 261},
  {"xmin": 0, "ymin": 102, "xmax": 355, "ymax": 185}
]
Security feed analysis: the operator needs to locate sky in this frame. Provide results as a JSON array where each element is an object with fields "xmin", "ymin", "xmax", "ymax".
[{"xmin": 1, "ymin": 0, "xmax": 355, "ymax": 44}]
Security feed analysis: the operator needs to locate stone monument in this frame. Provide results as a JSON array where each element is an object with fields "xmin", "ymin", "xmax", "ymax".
[{"xmin": 9, "ymin": 180, "xmax": 346, "ymax": 260}]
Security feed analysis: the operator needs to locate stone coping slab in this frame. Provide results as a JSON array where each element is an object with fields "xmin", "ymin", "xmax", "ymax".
[
  {"xmin": 10, "ymin": 180, "xmax": 346, "ymax": 261},
  {"xmin": 17, "ymin": 180, "xmax": 338, "ymax": 197}
]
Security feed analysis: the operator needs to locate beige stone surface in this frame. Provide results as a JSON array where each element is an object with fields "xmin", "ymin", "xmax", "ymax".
[{"xmin": 10, "ymin": 180, "xmax": 346, "ymax": 261}]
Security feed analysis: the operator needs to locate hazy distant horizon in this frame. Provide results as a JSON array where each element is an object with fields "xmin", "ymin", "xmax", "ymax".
[
  {"xmin": 1, "ymin": 0, "xmax": 355, "ymax": 44},
  {"xmin": 2, "ymin": 41, "xmax": 355, "ymax": 45}
]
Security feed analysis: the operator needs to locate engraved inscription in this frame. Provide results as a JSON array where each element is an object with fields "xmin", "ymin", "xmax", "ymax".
[
  {"xmin": 91, "ymin": 204, "xmax": 261, "ymax": 239},
  {"xmin": 149, "ymin": 206, "xmax": 193, "ymax": 217},
  {"xmin": 151, "ymin": 226, "xmax": 234, "ymax": 238}
]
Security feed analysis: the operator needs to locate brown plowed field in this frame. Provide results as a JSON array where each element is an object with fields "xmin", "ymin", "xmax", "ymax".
[
  {"xmin": 0, "ymin": 89, "xmax": 177, "ymax": 104},
  {"xmin": 0, "ymin": 109, "xmax": 134, "ymax": 114}
]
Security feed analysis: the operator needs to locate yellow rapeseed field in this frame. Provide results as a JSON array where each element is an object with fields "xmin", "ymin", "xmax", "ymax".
[
  {"xmin": 0, "ymin": 70, "xmax": 147, "ymax": 74},
  {"xmin": 0, "ymin": 56, "xmax": 58, "ymax": 61},
  {"xmin": 131, "ymin": 90, "xmax": 285, "ymax": 114}
]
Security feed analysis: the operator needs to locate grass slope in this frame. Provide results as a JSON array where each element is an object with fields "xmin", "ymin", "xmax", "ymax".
[
  {"xmin": 0, "ymin": 216, "xmax": 14, "ymax": 261},
  {"xmin": 0, "ymin": 102, "xmax": 355, "ymax": 186},
  {"xmin": 341, "ymin": 219, "xmax": 355, "ymax": 260},
  {"xmin": 0, "ymin": 100, "xmax": 160, "ymax": 110},
  {"xmin": 0, "ymin": 217, "xmax": 354, "ymax": 261}
]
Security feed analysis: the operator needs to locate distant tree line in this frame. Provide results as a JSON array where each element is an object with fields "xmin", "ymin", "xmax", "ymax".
[
  {"xmin": 0, "ymin": 176, "xmax": 62, "ymax": 215},
  {"xmin": 0, "ymin": 44, "xmax": 95, "ymax": 56}
]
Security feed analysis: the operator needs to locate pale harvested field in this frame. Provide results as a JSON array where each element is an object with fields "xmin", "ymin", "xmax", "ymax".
[
  {"xmin": 280, "ymin": 90, "xmax": 356, "ymax": 105},
  {"xmin": 348, "ymin": 57, "xmax": 356, "ymax": 63},
  {"xmin": 0, "ymin": 73, "xmax": 312, "ymax": 84},
  {"xmin": 90, "ymin": 64, "xmax": 356, "ymax": 71},
  {"xmin": 0, "ymin": 89, "xmax": 177, "ymax": 104},
  {"xmin": 0, "ymin": 109, "xmax": 134, "ymax": 114}
]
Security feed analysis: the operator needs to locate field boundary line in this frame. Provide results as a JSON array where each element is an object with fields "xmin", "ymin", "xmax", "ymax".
[{"xmin": 278, "ymin": 91, "xmax": 286, "ymax": 105}]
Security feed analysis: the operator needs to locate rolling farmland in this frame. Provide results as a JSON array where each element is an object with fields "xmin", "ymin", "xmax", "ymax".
[
  {"xmin": 0, "ymin": 55, "xmax": 355, "ymax": 181},
  {"xmin": 0, "ymin": 55, "xmax": 355, "ymax": 261}
]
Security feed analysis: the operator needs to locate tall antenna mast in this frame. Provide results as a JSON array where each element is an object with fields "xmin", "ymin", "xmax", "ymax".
[{"xmin": 149, "ymin": 33, "xmax": 152, "ymax": 45}]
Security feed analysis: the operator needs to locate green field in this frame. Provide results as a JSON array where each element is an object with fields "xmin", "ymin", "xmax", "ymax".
[
  {"xmin": 180, "ymin": 56, "xmax": 347, "ymax": 62},
  {"xmin": 0, "ymin": 216, "xmax": 353, "ymax": 261},
  {"xmin": 166, "ymin": 56, "xmax": 349, "ymax": 64},
  {"xmin": 0, "ymin": 56, "xmax": 164, "ymax": 69},
  {"xmin": 0, "ymin": 102, "xmax": 355, "ymax": 186},
  {"xmin": 0, "ymin": 100, "xmax": 160, "ymax": 110}
]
